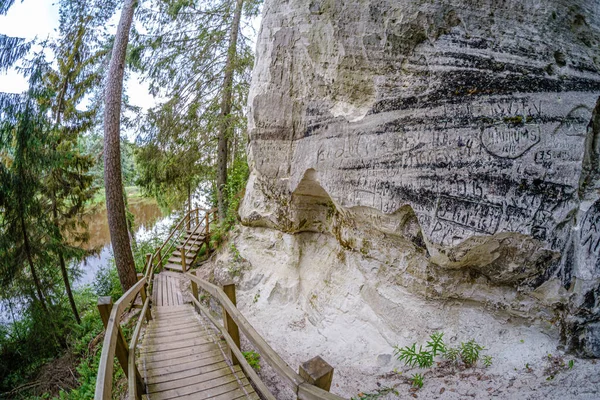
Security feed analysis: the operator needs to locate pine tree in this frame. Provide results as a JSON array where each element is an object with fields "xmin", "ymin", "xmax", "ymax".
[
  {"xmin": 42, "ymin": 0, "xmax": 111, "ymax": 323},
  {"xmin": 104, "ymin": 0, "xmax": 140, "ymax": 291},
  {"xmin": 133, "ymin": 0, "xmax": 260, "ymax": 216},
  {"xmin": 0, "ymin": 54, "xmax": 55, "ymax": 314}
]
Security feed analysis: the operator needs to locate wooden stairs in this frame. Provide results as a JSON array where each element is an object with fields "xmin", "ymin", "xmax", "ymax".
[{"xmin": 164, "ymin": 230, "xmax": 208, "ymax": 273}]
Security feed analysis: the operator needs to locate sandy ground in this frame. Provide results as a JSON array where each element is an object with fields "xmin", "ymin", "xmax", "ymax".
[{"xmin": 181, "ymin": 231, "xmax": 600, "ymax": 400}]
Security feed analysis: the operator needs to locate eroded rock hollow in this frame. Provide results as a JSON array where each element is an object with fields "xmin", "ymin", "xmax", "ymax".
[{"xmin": 240, "ymin": 0, "xmax": 600, "ymax": 356}]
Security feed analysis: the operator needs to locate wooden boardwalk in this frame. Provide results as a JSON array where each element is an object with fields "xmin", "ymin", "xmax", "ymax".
[
  {"xmin": 95, "ymin": 208, "xmax": 343, "ymax": 400},
  {"xmin": 140, "ymin": 273, "xmax": 258, "ymax": 399}
]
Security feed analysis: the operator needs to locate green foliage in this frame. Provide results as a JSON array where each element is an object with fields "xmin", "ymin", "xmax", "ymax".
[
  {"xmin": 351, "ymin": 387, "xmax": 399, "ymax": 399},
  {"xmin": 411, "ymin": 373, "xmax": 424, "ymax": 388},
  {"xmin": 426, "ymin": 331, "xmax": 446, "ymax": 357},
  {"xmin": 242, "ymin": 350, "xmax": 260, "ymax": 371},
  {"xmin": 483, "ymin": 355, "xmax": 493, "ymax": 368},
  {"xmin": 444, "ymin": 346, "xmax": 461, "ymax": 363},
  {"xmin": 460, "ymin": 339, "xmax": 485, "ymax": 367},
  {"xmin": 568, "ymin": 359, "xmax": 575, "ymax": 369},
  {"xmin": 394, "ymin": 343, "xmax": 434, "ymax": 368}
]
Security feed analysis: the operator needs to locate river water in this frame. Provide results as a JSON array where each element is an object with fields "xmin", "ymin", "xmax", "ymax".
[
  {"xmin": 74, "ymin": 200, "xmax": 176, "ymax": 287},
  {"xmin": 0, "ymin": 200, "xmax": 175, "ymax": 324}
]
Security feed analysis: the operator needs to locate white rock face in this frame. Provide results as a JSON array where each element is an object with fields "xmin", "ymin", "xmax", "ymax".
[{"xmin": 241, "ymin": 0, "xmax": 600, "ymax": 356}]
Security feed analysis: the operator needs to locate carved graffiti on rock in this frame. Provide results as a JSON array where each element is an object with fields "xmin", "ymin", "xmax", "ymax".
[
  {"xmin": 435, "ymin": 196, "xmax": 503, "ymax": 235},
  {"xmin": 481, "ymin": 124, "xmax": 541, "ymax": 159}
]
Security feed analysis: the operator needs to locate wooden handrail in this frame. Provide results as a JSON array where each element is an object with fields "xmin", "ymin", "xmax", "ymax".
[
  {"xmin": 97, "ymin": 206, "xmax": 217, "ymax": 400},
  {"xmin": 190, "ymin": 296, "xmax": 276, "ymax": 400},
  {"xmin": 95, "ymin": 278, "xmax": 147, "ymax": 400},
  {"xmin": 185, "ymin": 273, "xmax": 345, "ymax": 400},
  {"xmin": 146, "ymin": 207, "xmax": 217, "ymax": 276}
]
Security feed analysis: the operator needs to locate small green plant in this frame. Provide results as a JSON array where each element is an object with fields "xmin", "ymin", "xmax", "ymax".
[
  {"xmin": 352, "ymin": 387, "xmax": 399, "ymax": 400},
  {"xmin": 411, "ymin": 373, "xmax": 424, "ymax": 388},
  {"xmin": 445, "ymin": 346, "xmax": 461, "ymax": 364},
  {"xmin": 230, "ymin": 243, "xmax": 242, "ymax": 262},
  {"xmin": 483, "ymin": 355, "xmax": 493, "ymax": 368},
  {"xmin": 394, "ymin": 343, "xmax": 433, "ymax": 368},
  {"xmin": 460, "ymin": 339, "xmax": 485, "ymax": 367},
  {"xmin": 568, "ymin": 359, "xmax": 575, "ymax": 369},
  {"xmin": 242, "ymin": 350, "xmax": 261, "ymax": 371},
  {"xmin": 253, "ymin": 291, "xmax": 260, "ymax": 303},
  {"xmin": 426, "ymin": 331, "xmax": 446, "ymax": 356}
]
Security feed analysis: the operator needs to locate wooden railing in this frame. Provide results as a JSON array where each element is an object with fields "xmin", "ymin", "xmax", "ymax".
[
  {"xmin": 95, "ymin": 207, "xmax": 214, "ymax": 400},
  {"xmin": 95, "ymin": 206, "xmax": 344, "ymax": 400},
  {"xmin": 145, "ymin": 208, "xmax": 217, "ymax": 278},
  {"xmin": 185, "ymin": 272, "xmax": 345, "ymax": 400}
]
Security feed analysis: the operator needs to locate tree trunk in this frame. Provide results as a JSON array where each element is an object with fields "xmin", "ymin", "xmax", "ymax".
[
  {"xmin": 103, "ymin": 0, "xmax": 138, "ymax": 292},
  {"xmin": 216, "ymin": 0, "xmax": 244, "ymax": 222},
  {"xmin": 52, "ymin": 196, "xmax": 81, "ymax": 324},
  {"xmin": 20, "ymin": 213, "xmax": 48, "ymax": 313}
]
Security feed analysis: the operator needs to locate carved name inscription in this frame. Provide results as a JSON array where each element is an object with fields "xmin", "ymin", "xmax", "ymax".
[
  {"xmin": 481, "ymin": 124, "xmax": 540, "ymax": 159},
  {"xmin": 436, "ymin": 196, "xmax": 502, "ymax": 235}
]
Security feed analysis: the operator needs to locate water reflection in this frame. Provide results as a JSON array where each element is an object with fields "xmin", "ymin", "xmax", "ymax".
[{"xmin": 75, "ymin": 200, "xmax": 175, "ymax": 287}]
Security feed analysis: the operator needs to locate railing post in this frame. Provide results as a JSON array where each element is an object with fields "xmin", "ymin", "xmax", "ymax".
[
  {"xmin": 222, "ymin": 284, "xmax": 240, "ymax": 365},
  {"xmin": 97, "ymin": 297, "xmax": 145, "ymax": 393},
  {"xmin": 205, "ymin": 212, "xmax": 210, "ymax": 236},
  {"xmin": 157, "ymin": 248, "xmax": 162, "ymax": 271},
  {"xmin": 138, "ymin": 270, "xmax": 152, "ymax": 322},
  {"xmin": 181, "ymin": 250, "xmax": 187, "ymax": 273},
  {"xmin": 186, "ymin": 213, "xmax": 191, "ymax": 231},
  {"xmin": 191, "ymin": 271, "xmax": 199, "ymax": 301},
  {"xmin": 299, "ymin": 356, "xmax": 334, "ymax": 393}
]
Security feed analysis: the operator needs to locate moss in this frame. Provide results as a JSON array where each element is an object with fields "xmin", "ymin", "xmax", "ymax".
[
  {"xmin": 360, "ymin": 239, "xmax": 371, "ymax": 255},
  {"xmin": 503, "ymin": 115, "xmax": 525, "ymax": 125}
]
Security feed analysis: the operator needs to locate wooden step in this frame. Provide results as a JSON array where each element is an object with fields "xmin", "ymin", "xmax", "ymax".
[
  {"xmin": 176, "ymin": 244, "xmax": 201, "ymax": 252},
  {"xmin": 172, "ymin": 250, "xmax": 197, "ymax": 258},
  {"xmin": 179, "ymin": 237, "xmax": 203, "ymax": 246},
  {"xmin": 185, "ymin": 231, "xmax": 205, "ymax": 239},
  {"xmin": 168, "ymin": 256, "xmax": 196, "ymax": 264},
  {"xmin": 164, "ymin": 263, "xmax": 183, "ymax": 272}
]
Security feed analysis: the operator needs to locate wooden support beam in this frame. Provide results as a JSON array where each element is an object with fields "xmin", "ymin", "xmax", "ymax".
[
  {"xmin": 299, "ymin": 356, "xmax": 334, "ymax": 393},
  {"xmin": 222, "ymin": 284, "xmax": 240, "ymax": 365},
  {"xmin": 97, "ymin": 297, "xmax": 145, "ymax": 392},
  {"xmin": 191, "ymin": 271, "xmax": 199, "ymax": 301},
  {"xmin": 181, "ymin": 249, "xmax": 187, "ymax": 273},
  {"xmin": 137, "ymin": 272, "xmax": 152, "ymax": 322}
]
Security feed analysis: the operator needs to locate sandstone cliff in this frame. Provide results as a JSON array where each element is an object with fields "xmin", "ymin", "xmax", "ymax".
[{"xmin": 240, "ymin": 0, "xmax": 600, "ymax": 358}]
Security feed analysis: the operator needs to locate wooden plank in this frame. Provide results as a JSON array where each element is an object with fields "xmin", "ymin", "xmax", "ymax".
[
  {"xmin": 152, "ymin": 276, "xmax": 158, "ymax": 304},
  {"xmin": 144, "ymin": 331, "xmax": 205, "ymax": 346},
  {"xmin": 144, "ymin": 354, "xmax": 225, "ymax": 378},
  {"xmin": 186, "ymin": 273, "xmax": 304, "ymax": 389},
  {"xmin": 152, "ymin": 309, "xmax": 194, "ymax": 318},
  {"xmin": 164, "ymin": 263, "xmax": 183, "ymax": 272},
  {"xmin": 169, "ymin": 275, "xmax": 177, "ymax": 306},
  {"xmin": 157, "ymin": 274, "xmax": 163, "ymax": 306},
  {"xmin": 142, "ymin": 337, "xmax": 213, "ymax": 354},
  {"xmin": 144, "ymin": 326, "xmax": 200, "ymax": 338},
  {"xmin": 147, "ymin": 321, "xmax": 199, "ymax": 334},
  {"xmin": 141, "ymin": 345, "xmax": 221, "ymax": 366},
  {"xmin": 145, "ymin": 359, "xmax": 228, "ymax": 385},
  {"xmin": 210, "ymin": 383, "xmax": 259, "ymax": 400},
  {"xmin": 298, "ymin": 383, "xmax": 346, "ymax": 400},
  {"xmin": 148, "ymin": 371, "xmax": 249, "ymax": 400},
  {"xmin": 190, "ymin": 297, "xmax": 276, "ymax": 400},
  {"xmin": 148, "ymin": 365, "xmax": 238, "ymax": 393}
]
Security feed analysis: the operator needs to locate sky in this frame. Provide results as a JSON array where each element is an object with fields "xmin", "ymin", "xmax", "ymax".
[{"xmin": 0, "ymin": 0, "xmax": 157, "ymax": 111}]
